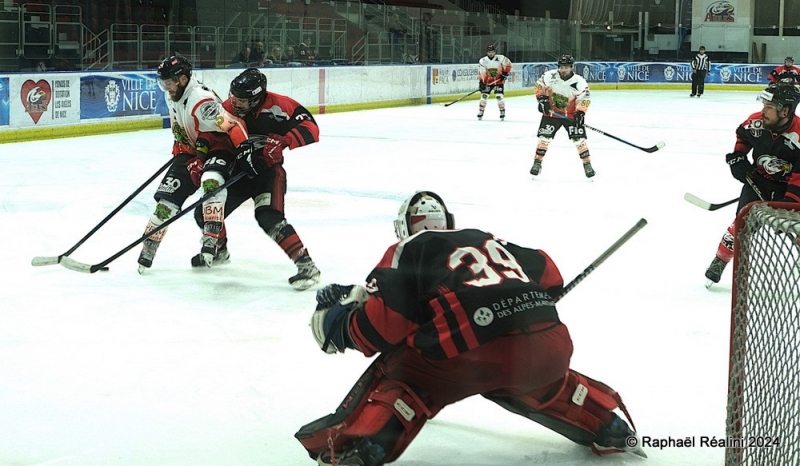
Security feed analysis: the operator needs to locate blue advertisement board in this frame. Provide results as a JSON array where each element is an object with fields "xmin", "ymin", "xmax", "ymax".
[
  {"xmin": 523, "ymin": 62, "xmax": 775, "ymax": 86},
  {"xmin": 80, "ymin": 73, "xmax": 169, "ymax": 119},
  {"xmin": 0, "ymin": 77, "xmax": 9, "ymax": 126}
]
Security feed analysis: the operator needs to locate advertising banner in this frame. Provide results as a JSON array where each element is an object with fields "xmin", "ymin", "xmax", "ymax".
[
  {"xmin": 10, "ymin": 74, "xmax": 80, "ymax": 127},
  {"xmin": 0, "ymin": 77, "xmax": 8, "ymax": 126},
  {"xmin": 523, "ymin": 62, "xmax": 775, "ymax": 85},
  {"xmin": 80, "ymin": 73, "xmax": 169, "ymax": 119}
]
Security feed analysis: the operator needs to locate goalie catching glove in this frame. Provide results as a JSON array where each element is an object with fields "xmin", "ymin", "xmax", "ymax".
[
  {"xmin": 311, "ymin": 284, "xmax": 369, "ymax": 354},
  {"xmin": 235, "ymin": 134, "xmax": 290, "ymax": 178}
]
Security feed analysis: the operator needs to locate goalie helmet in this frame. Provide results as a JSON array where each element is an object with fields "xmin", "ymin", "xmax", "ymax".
[
  {"xmin": 394, "ymin": 191, "xmax": 455, "ymax": 241},
  {"xmin": 759, "ymin": 82, "xmax": 800, "ymax": 115},
  {"xmin": 230, "ymin": 67, "xmax": 267, "ymax": 116},
  {"xmin": 557, "ymin": 54, "xmax": 575, "ymax": 67},
  {"xmin": 157, "ymin": 55, "xmax": 192, "ymax": 81}
]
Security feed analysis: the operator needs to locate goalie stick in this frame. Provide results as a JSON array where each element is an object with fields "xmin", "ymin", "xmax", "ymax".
[
  {"xmin": 60, "ymin": 171, "xmax": 247, "ymax": 274},
  {"xmin": 683, "ymin": 193, "xmax": 739, "ymax": 211},
  {"xmin": 555, "ymin": 218, "xmax": 648, "ymax": 302},
  {"xmin": 552, "ymin": 113, "xmax": 665, "ymax": 153},
  {"xmin": 31, "ymin": 158, "xmax": 173, "ymax": 267}
]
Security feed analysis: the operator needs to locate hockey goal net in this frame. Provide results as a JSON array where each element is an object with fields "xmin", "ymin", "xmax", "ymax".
[{"xmin": 726, "ymin": 202, "xmax": 800, "ymax": 466}]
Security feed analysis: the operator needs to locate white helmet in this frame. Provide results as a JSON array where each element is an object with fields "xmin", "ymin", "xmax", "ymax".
[{"xmin": 393, "ymin": 191, "xmax": 455, "ymax": 240}]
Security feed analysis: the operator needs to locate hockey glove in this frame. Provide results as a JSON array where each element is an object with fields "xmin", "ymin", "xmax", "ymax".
[
  {"xmin": 262, "ymin": 134, "xmax": 289, "ymax": 167},
  {"xmin": 479, "ymin": 82, "xmax": 489, "ymax": 93},
  {"xmin": 311, "ymin": 284, "xmax": 369, "ymax": 354},
  {"xmin": 234, "ymin": 136, "xmax": 269, "ymax": 178},
  {"xmin": 537, "ymin": 96, "xmax": 551, "ymax": 114},
  {"xmin": 186, "ymin": 156, "xmax": 204, "ymax": 187},
  {"xmin": 726, "ymin": 152, "xmax": 752, "ymax": 183},
  {"xmin": 573, "ymin": 111, "xmax": 585, "ymax": 127},
  {"xmin": 501, "ymin": 71, "xmax": 510, "ymax": 79}
]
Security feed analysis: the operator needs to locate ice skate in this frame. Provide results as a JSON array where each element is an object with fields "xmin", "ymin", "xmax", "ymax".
[
  {"xmin": 477, "ymin": 111, "xmax": 484, "ymax": 120},
  {"xmin": 705, "ymin": 256, "xmax": 727, "ymax": 288},
  {"xmin": 191, "ymin": 238, "xmax": 230, "ymax": 267},
  {"xmin": 316, "ymin": 439, "xmax": 385, "ymax": 466},
  {"xmin": 530, "ymin": 159, "xmax": 542, "ymax": 176},
  {"xmin": 583, "ymin": 161, "xmax": 596, "ymax": 178},
  {"xmin": 289, "ymin": 255, "xmax": 321, "ymax": 291},
  {"xmin": 592, "ymin": 414, "xmax": 648, "ymax": 458},
  {"xmin": 500, "ymin": 110, "xmax": 505, "ymax": 121},
  {"xmin": 137, "ymin": 239, "xmax": 159, "ymax": 274}
]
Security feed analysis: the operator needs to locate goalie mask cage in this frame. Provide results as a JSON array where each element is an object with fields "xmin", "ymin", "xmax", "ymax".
[{"xmin": 726, "ymin": 202, "xmax": 800, "ymax": 466}]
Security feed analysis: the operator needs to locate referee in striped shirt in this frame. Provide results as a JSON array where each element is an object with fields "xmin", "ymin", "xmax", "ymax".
[{"xmin": 690, "ymin": 46, "xmax": 710, "ymax": 97}]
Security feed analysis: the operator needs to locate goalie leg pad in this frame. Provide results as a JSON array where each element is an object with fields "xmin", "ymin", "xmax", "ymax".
[
  {"xmin": 296, "ymin": 357, "xmax": 434, "ymax": 465},
  {"xmin": 484, "ymin": 369, "xmax": 634, "ymax": 449}
]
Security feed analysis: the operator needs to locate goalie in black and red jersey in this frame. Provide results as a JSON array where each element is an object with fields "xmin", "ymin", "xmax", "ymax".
[
  {"xmin": 295, "ymin": 190, "xmax": 645, "ymax": 466},
  {"xmin": 705, "ymin": 82, "xmax": 800, "ymax": 287}
]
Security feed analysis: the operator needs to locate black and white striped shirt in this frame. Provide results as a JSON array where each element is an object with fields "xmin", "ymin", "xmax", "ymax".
[{"xmin": 692, "ymin": 53, "xmax": 710, "ymax": 72}]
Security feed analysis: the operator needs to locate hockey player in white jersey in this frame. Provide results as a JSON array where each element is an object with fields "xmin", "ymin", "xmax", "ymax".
[
  {"xmin": 136, "ymin": 55, "xmax": 246, "ymax": 273},
  {"xmin": 477, "ymin": 44, "xmax": 512, "ymax": 120},
  {"xmin": 531, "ymin": 54, "xmax": 595, "ymax": 178}
]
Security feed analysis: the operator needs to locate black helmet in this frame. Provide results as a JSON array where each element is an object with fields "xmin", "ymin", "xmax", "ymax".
[
  {"xmin": 786, "ymin": 56, "xmax": 794, "ymax": 62},
  {"xmin": 230, "ymin": 67, "xmax": 267, "ymax": 116},
  {"xmin": 157, "ymin": 55, "xmax": 192, "ymax": 81},
  {"xmin": 759, "ymin": 82, "xmax": 800, "ymax": 115},
  {"xmin": 487, "ymin": 44, "xmax": 496, "ymax": 53},
  {"xmin": 557, "ymin": 54, "xmax": 575, "ymax": 67}
]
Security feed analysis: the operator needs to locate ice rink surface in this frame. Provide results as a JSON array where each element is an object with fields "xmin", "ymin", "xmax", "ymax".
[{"xmin": 2, "ymin": 88, "xmax": 761, "ymax": 465}]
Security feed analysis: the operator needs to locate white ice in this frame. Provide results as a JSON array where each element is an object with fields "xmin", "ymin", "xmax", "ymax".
[{"xmin": 2, "ymin": 89, "xmax": 757, "ymax": 465}]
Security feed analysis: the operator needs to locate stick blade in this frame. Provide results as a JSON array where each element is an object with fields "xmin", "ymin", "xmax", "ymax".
[
  {"xmin": 643, "ymin": 141, "xmax": 666, "ymax": 153},
  {"xmin": 684, "ymin": 192, "xmax": 712, "ymax": 210},
  {"xmin": 60, "ymin": 256, "xmax": 96, "ymax": 273},
  {"xmin": 31, "ymin": 256, "xmax": 61, "ymax": 266}
]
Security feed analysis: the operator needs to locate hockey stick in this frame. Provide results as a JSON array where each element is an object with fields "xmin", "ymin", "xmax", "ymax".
[
  {"xmin": 60, "ymin": 171, "xmax": 247, "ymax": 274},
  {"xmin": 683, "ymin": 193, "xmax": 739, "ymax": 211},
  {"xmin": 555, "ymin": 218, "xmax": 648, "ymax": 302},
  {"xmin": 552, "ymin": 113, "xmax": 665, "ymax": 153},
  {"xmin": 443, "ymin": 78, "xmax": 500, "ymax": 107},
  {"xmin": 31, "ymin": 158, "xmax": 173, "ymax": 267}
]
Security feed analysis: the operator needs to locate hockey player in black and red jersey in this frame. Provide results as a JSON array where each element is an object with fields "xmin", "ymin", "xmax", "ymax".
[
  {"xmin": 192, "ymin": 67, "xmax": 321, "ymax": 290},
  {"xmin": 477, "ymin": 44, "xmax": 512, "ymax": 121},
  {"xmin": 705, "ymin": 83, "xmax": 800, "ymax": 286},
  {"xmin": 295, "ymin": 191, "xmax": 645, "ymax": 465},
  {"xmin": 768, "ymin": 56, "xmax": 800, "ymax": 87},
  {"xmin": 532, "ymin": 54, "xmax": 595, "ymax": 178},
  {"xmin": 136, "ymin": 55, "xmax": 246, "ymax": 274}
]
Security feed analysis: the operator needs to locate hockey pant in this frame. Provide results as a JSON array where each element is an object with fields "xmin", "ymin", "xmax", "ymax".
[
  {"xmin": 714, "ymin": 179, "xmax": 784, "ymax": 263},
  {"xmin": 295, "ymin": 355, "xmax": 437, "ymax": 465},
  {"xmin": 479, "ymin": 84, "xmax": 505, "ymax": 113},
  {"xmin": 483, "ymin": 369, "xmax": 636, "ymax": 455},
  {"xmin": 535, "ymin": 115, "xmax": 589, "ymax": 161}
]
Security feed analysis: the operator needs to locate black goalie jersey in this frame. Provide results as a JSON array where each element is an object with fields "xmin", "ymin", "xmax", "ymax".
[{"xmin": 348, "ymin": 229, "xmax": 565, "ymax": 360}]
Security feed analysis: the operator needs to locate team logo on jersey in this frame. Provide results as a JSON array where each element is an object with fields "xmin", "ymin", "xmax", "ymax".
[
  {"xmin": 756, "ymin": 154, "xmax": 791, "ymax": 176},
  {"xmin": 265, "ymin": 105, "xmax": 289, "ymax": 121},
  {"xmin": 20, "ymin": 79, "xmax": 51, "ymax": 124},
  {"xmin": 104, "ymin": 80, "xmax": 120, "ymax": 112},
  {"xmin": 473, "ymin": 307, "xmax": 494, "ymax": 327},
  {"xmin": 747, "ymin": 119, "xmax": 764, "ymax": 137},
  {"xmin": 199, "ymin": 101, "xmax": 219, "ymax": 121},
  {"xmin": 172, "ymin": 123, "xmax": 190, "ymax": 144}
]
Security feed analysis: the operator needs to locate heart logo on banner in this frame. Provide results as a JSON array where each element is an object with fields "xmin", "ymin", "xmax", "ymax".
[{"xmin": 20, "ymin": 79, "xmax": 52, "ymax": 124}]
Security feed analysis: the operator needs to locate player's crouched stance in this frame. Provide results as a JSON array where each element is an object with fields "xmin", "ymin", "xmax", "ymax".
[{"xmin": 295, "ymin": 191, "xmax": 646, "ymax": 465}]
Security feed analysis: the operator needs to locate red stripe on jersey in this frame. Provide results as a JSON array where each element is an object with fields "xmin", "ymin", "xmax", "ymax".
[
  {"xmin": 445, "ymin": 293, "xmax": 479, "ymax": 351},
  {"xmin": 429, "ymin": 298, "xmax": 459, "ymax": 358},
  {"xmin": 536, "ymin": 250, "xmax": 564, "ymax": 290}
]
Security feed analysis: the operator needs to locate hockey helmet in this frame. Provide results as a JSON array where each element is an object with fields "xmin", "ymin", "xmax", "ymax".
[
  {"xmin": 230, "ymin": 67, "xmax": 267, "ymax": 116},
  {"xmin": 759, "ymin": 82, "xmax": 800, "ymax": 115},
  {"xmin": 487, "ymin": 44, "xmax": 496, "ymax": 54},
  {"xmin": 394, "ymin": 191, "xmax": 455, "ymax": 241},
  {"xmin": 557, "ymin": 54, "xmax": 575, "ymax": 67},
  {"xmin": 157, "ymin": 55, "xmax": 192, "ymax": 82},
  {"xmin": 786, "ymin": 56, "xmax": 794, "ymax": 64}
]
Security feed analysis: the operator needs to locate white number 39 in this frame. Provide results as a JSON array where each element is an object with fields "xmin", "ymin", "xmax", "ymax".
[{"xmin": 448, "ymin": 239, "xmax": 530, "ymax": 287}]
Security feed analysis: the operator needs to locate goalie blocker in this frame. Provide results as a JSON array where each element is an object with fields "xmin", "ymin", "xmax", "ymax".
[{"xmin": 295, "ymin": 357, "xmax": 645, "ymax": 465}]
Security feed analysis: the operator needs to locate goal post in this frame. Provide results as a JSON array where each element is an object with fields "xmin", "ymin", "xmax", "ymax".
[{"xmin": 726, "ymin": 202, "xmax": 800, "ymax": 466}]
